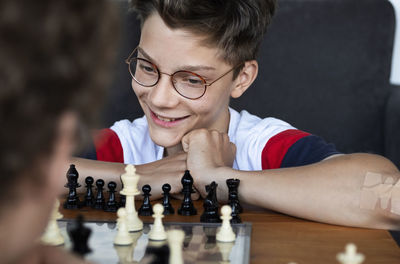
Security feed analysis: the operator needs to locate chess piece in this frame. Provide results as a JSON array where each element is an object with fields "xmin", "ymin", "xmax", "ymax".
[
  {"xmin": 200, "ymin": 181, "xmax": 221, "ymax": 223},
  {"xmin": 230, "ymin": 199, "xmax": 242, "ymax": 224},
  {"xmin": 148, "ymin": 203, "xmax": 167, "ymax": 241},
  {"xmin": 120, "ymin": 165, "xmax": 143, "ymax": 231},
  {"xmin": 138, "ymin": 184, "xmax": 154, "ymax": 216},
  {"xmin": 114, "ymin": 208, "xmax": 134, "ymax": 245},
  {"xmin": 216, "ymin": 205, "xmax": 236, "ymax": 242},
  {"xmin": 336, "ymin": 243, "xmax": 365, "ymax": 264},
  {"xmin": 93, "ymin": 179, "xmax": 105, "ymax": 210},
  {"xmin": 83, "ymin": 176, "xmax": 95, "ymax": 207},
  {"xmin": 162, "ymin": 183, "xmax": 174, "ymax": 215},
  {"xmin": 104, "ymin": 181, "xmax": 118, "ymax": 212},
  {"xmin": 167, "ymin": 229, "xmax": 185, "ymax": 264},
  {"xmin": 68, "ymin": 214, "xmax": 92, "ymax": 256},
  {"xmin": 63, "ymin": 164, "xmax": 81, "ymax": 209},
  {"xmin": 41, "ymin": 199, "xmax": 64, "ymax": 246},
  {"xmin": 178, "ymin": 170, "xmax": 197, "ymax": 216},
  {"xmin": 227, "ymin": 178, "xmax": 243, "ymax": 213}
]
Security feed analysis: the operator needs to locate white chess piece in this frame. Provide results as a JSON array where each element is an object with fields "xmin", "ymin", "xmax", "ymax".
[
  {"xmin": 114, "ymin": 208, "xmax": 134, "ymax": 245},
  {"xmin": 216, "ymin": 205, "xmax": 236, "ymax": 242},
  {"xmin": 148, "ymin": 203, "xmax": 167, "ymax": 241},
  {"xmin": 336, "ymin": 243, "xmax": 365, "ymax": 264},
  {"xmin": 41, "ymin": 199, "xmax": 64, "ymax": 246},
  {"xmin": 167, "ymin": 229, "xmax": 185, "ymax": 264},
  {"xmin": 120, "ymin": 164, "xmax": 143, "ymax": 231}
]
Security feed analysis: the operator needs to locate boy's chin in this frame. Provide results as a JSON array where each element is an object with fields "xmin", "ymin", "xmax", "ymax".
[{"xmin": 150, "ymin": 133, "xmax": 183, "ymax": 149}]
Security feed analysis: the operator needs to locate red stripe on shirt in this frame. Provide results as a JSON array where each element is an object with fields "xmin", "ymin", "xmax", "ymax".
[
  {"xmin": 261, "ymin": 129, "xmax": 310, "ymax": 169},
  {"xmin": 93, "ymin": 128, "xmax": 124, "ymax": 163}
]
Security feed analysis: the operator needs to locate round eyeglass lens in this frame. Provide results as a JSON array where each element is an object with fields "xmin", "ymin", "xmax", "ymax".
[
  {"xmin": 172, "ymin": 71, "xmax": 206, "ymax": 99},
  {"xmin": 129, "ymin": 58, "xmax": 159, "ymax": 86}
]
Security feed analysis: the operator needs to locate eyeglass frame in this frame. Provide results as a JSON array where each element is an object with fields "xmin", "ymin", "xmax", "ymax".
[{"xmin": 125, "ymin": 47, "xmax": 244, "ymax": 100}]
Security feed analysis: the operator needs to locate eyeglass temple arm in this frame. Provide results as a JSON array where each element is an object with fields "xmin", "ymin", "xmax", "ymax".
[
  {"xmin": 125, "ymin": 47, "xmax": 138, "ymax": 64},
  {"xmin": 205, "ymin": 63, "xmax": 244, "ymax": 87}
]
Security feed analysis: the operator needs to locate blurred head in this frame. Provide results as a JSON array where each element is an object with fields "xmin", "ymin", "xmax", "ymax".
[
  {"xmin": 128, "ymin": 0, "xmax": 275, "ymax": 149},
  {"xmin": 0, "ymin": 0, "xmax": 118, "ymax": 261}
]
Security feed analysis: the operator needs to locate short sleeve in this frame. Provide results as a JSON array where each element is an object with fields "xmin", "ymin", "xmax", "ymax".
[
  {"xmin": 261, "ymin": 129, "xmax": 340, "ymax": 169},
  {"xmin": 77, "ymin": 128, "xmax": 124, "ymax": 163}
]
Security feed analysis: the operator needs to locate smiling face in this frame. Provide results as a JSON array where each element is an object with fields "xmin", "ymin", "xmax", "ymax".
[{"xmin": 132, "ymin": 13, "xmax": 239, "ymax": 151}]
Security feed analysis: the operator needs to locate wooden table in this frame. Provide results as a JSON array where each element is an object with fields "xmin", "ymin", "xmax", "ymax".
[{"xmin": 60, "ymin": 198, "xmax": 400, "ymax": 264}]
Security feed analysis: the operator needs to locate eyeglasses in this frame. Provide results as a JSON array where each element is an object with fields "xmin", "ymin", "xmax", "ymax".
[{"xmin": 125, "ymin": 47, "xmax": 243, "ymax": 100}]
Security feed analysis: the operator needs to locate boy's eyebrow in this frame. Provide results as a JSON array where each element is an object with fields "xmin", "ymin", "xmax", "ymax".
[{"xmin": 137, "ymin": 46, "xmax": 216, "ymax": 72}]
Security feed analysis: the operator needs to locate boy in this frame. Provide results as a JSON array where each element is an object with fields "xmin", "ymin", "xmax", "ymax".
[
  {"xmin": 0, "ymin": 0, "xmax": 118, "ymax": 263},
  {"xmin": 74, "ymin": 0, "xmax": 400, "ymax": 229}
]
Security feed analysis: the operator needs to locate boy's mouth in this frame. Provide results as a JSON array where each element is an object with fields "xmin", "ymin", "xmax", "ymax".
[{"xmin": 150, "ymin": 110, "xmax": 190, "ymax": 127}]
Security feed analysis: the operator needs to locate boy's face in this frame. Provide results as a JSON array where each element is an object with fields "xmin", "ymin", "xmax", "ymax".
[{"xmin": 132, "ymin": 13, "xmax": 238, "ymax": 148}]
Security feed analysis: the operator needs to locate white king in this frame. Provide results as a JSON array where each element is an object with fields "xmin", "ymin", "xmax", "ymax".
[{"xmin": 120, "ymin": 165, "xmax": 143, "ymax": 231}]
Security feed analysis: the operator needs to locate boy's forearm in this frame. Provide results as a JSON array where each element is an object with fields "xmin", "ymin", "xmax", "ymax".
[
  {"xmin": 68, "ymin": 157, "xmax": 126, "ymax": 191},
  {"xmin": 206, "ymin": 153, "xmax": 400, "ymax": 229}
]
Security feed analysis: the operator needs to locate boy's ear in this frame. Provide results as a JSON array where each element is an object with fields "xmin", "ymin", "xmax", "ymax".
[{"xmin": 230, "ymin": 60, "xmax": 258, "ymax": 98}]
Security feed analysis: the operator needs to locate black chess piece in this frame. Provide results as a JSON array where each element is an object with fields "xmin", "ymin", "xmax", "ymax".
[
  {"xmin": 230, "ymin": 199, "xmax": 242, "ymax": 224},
  {"xmin": 93, "ymin": 179, "xmax": 105, "ymax": 210},
  {"xmin": 104, "ymin": 181, "xmax": 118, "ymax": 212},
  {"xmin": 83, "ymin": 176, "xmax": 94, "ymax": 207},
  {"xmin": 178, "ymin": 170, "xmax": 197, "ymax": 216},
  {"xmin": 162, "ymin": 183, "xmax": 174, "ymax": 215},
  {"xmin": 200, "ymin": 181, "xmax": 221, "ymax": 223},
  {"xmin": 138, "ymin": 184, "xmax": 154, "ymax": 216},
  {"xmin": 227, "ymin": 178, "xmax": 243, "ymax": 213},
  {"xmin": 68, "ymin": 215, "xmax": 92, "ymax": 256},
  {"xmin": 119, "ymin": 175, "xmax": 126, "ymax": 207},
  {"xmin": 63, "ymin": 164, "xmax": 81, "ymax": 209}
]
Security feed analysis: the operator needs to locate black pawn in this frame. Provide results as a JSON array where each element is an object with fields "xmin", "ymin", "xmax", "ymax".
[
  {"xmin": 227, "ymin": 178, "xmax": 243, "ymax": 213},
  {"xmin": 83, "ymin": 176, "xmax": 94, "ymax": 207},
  {"xmin": 178, "ymin": 170, "xmax": 197, "ymax": 216},
  {"xmin": 104, "ymin": 181, "xmax": 118, "ymax": 212},
  {"xmin": 63, "ymin": 164, "xmax": 81, "ymax": 209},
  {"xmin": 162, "ymin": 183, "xmax": 174, "ymax": 215},
  {"xmin": 93, "ymin": 179, "xmax": 105, "ymax": 210},
  {"xmin": 68, "ymin": 215, "xmax": 92, "ymax": 256},
  {"xmin": 200, "ymin": 181, "xmax": 221, "ymax": 223},
  {"xmin": 138, "ymin": 184, "xmax": 153, "ymax": 216}
]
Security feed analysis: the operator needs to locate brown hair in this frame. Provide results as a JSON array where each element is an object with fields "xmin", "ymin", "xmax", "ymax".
[
  {"xmin": 0, "ymin": 0, "xmax": 119, "ymax": 198},
  {"xmin": 130, "ymin": 0, "xmax": 276, "ymax": 77}
]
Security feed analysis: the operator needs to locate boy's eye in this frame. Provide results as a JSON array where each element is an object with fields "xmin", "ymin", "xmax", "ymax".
[{"xmin": 140, "ymin": 64, "xmax": 156, "ymax": 73}]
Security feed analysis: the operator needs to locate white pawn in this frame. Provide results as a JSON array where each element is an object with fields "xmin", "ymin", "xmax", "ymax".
[
  {"xmin": 114, "ymin": 208, "xmax": 134, "ymax": 246},
  {"xmin": 41, "ymin": 199, "xmax": 64, "ymax": 246},
  {"xmin": 216, "ymin": 205, "xmax": 236, "ymax": 242},
  {"xmin": 336, "ymin": 243, "xmax": 365, "ymax": 264},
  {"xmin": 167, "ymin": 229, "xmax": 185, "ymax": 264},
  {"xmin": 148, "ymin": 203, "xmax": 167, "ymax": 241}
]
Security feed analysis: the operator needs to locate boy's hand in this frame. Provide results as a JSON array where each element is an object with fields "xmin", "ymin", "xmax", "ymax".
[
  {"xmin": 181, "ymin": 129, "xmax": 236, "ymax": 197},
  {"xmin": 135, "ymin": 151, "xmax": 200, "ymax": 200}
]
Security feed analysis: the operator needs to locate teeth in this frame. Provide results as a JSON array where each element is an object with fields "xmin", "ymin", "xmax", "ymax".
[{"xmin": 157, "ymin": 115, "xmax": 176, "ymax": 122}]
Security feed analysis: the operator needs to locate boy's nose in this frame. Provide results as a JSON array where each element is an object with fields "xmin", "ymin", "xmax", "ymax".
[{"xmin": 148, "ymin": 73, "xmax": 179, "ymax": 108}]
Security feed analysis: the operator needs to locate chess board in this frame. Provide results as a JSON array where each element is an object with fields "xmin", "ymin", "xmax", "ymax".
[{"xmin": 58, "ymin": 220, "xmax": 252, "ymax": 264}]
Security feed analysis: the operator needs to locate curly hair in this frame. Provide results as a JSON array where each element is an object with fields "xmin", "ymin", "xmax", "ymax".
[
  {"xmin": 0, "ymin": 0, "xmax": 119, "ymax": 198},
  {"xmin": 130, "ymin": 0, "xmax": 276, "ymax": 77}
]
